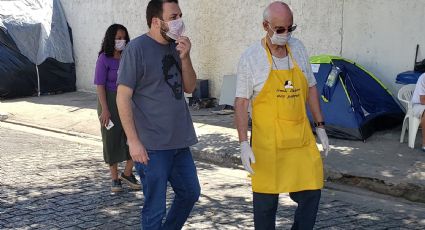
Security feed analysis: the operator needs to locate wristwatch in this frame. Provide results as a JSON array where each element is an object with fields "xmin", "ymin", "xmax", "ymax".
[{"xmin": 314, "ymin": 121, "xmax": 325, "ymax": 127}]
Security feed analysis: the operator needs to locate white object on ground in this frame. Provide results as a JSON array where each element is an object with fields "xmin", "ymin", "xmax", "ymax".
[
  {"xmin": 0, "ymin": 112, "xmax": 8, "ymax": 121},
  {"xmin": 219, "ymin": 75, "xmax": 237, "ymax": 106}
]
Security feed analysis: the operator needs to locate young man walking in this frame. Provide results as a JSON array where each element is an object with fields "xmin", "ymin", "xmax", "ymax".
[{"xmin": 116, "ymin": 1, "xmax": 200, "ymax": 229}]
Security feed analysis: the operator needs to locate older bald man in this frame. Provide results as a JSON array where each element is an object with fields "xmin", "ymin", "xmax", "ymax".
[{"xmin": 234, "ymin": 1, "xmax": 330, "ymax": 229}]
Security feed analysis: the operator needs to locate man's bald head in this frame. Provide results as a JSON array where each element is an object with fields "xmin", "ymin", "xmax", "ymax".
[{"xmin": 263, "ymin": 1, "xmax": 293, "ymax": 23}]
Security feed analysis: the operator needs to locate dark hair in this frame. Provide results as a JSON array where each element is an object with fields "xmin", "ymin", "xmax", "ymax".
[
  {"xmin": 146, "ymin": 0, "xmax": 179, "ymax": 28},
  {"xmin": 98, "ymin": 24, "xmax": 130, "ymax": 57}
]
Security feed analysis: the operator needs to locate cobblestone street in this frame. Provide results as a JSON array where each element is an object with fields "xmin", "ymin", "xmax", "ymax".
[{"xmin": 1, "ymin": 122, "xmax": 425, "ymax": 229}]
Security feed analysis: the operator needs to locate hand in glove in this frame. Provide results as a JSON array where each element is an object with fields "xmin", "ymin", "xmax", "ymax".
[
  {"xmin": 316, "ymin": 127, "xmax": 330, "ymax": 157},
  {"xmin": 240, "ymin": 141, "xmax": 256, "ymax": 174}
]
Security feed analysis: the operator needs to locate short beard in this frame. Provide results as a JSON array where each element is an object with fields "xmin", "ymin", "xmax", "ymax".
[{"xmin": 160, "ymin": 22, "xmax": 174, "ymax": 42}]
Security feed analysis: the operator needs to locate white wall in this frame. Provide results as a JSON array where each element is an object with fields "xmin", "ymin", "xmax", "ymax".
[
  {"xmin": 59, "ymin": 0, "xmax": 148, "ymax": 92},
  {"xmin": 180, "ymin": 0, "xmax": 343, "ymax": 97},
  {"xmin": 342, "ymin": 0, "xmax": 425, "ymax": 94},
  {"xmin": 60, "ymin": 0, "xmax": 424, "ymax": 97}
]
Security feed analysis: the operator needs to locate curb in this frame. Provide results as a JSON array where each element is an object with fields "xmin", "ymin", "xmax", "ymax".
[
  {"xmin": 325, "ymin": 170, "xmax": 425, "ymax": 203},
  {"xmin": 2, "ymin": 119, "xmax": 101, "ymax": 142},
  {"xmin": 192, "ymin": 149, "xmax": 425, "ymax": 204},
  {"xmin": 3, "ymin": 119, "xmax": 425, "ymax": 203}
]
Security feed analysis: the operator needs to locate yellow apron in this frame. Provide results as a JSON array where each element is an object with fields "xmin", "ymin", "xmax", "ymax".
[{"xmin": 251, "ymin": 39, "xmax": 324, "ymax": 194}]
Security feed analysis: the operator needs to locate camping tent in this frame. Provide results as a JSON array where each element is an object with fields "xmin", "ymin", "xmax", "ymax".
[
  {"xmin": 0, "ymin": 0, "xmax": 76, "ymax": 99},
  {"xmin": 307, "ymin": 55, "xmax": 404, "ymax": 140}
]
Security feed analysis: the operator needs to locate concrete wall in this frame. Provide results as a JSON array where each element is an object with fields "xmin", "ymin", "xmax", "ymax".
[
  {"xmin": 60, "ymin": 0, "xmax": 424, "ymax": 97},
  {"xmin": 342, "ymin": 0, "xmax": 425, "ymax": 93},
  {"xmin": 181, "ymin": 0, "xmax": 343, "ymax": 98},
  {"xmin": 59, "ymin": 0, "xmax": 148, "ymax": 92}
]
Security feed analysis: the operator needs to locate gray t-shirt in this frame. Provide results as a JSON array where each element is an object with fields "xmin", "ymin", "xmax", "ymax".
[{"xmin": 117, "ymin": 34, "xmax": 198, "ymax": 150}]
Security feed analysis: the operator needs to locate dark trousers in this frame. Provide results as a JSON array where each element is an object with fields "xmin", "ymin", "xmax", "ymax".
[{"xmin": 253, "ymin": 190, "xmax": 321, "ymax": 230}]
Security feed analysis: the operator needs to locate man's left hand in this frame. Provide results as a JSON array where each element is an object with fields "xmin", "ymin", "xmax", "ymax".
[
  {"xmin": 316, "ymin": 127, "xmax": 330, "ymax": 157},
  {"xmin": 176, "ymin": 36, "xmax": 191, "ymax": 60}
]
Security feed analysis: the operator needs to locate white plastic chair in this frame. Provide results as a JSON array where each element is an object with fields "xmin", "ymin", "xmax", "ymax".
[{"xmin": 398, "ymin": 84, "xmax": 421, "ymax": 148}]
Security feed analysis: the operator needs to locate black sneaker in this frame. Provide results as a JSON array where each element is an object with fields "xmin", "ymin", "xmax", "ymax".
[
  {"xmin": 120, "ymin": 173, "xmax": 141, "ymax": 190},
  {"xmin": 111, "ymin": 179, "xmax": 123, "ymax": 192}
]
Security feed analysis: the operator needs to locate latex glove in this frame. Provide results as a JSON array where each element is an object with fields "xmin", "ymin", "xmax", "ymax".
[
  {"xmin": 316, "ymin": 127, "xmax": 330, "ymax": 157},
  {"xmin": 240, "ymin": 141, "xmax": 256, "ymax": 174}
]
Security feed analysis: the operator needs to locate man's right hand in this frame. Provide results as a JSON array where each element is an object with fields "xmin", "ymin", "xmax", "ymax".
[
  {"xmin": 240, "ymin": 141, "xmax": 255, "ymax": 174},
  {"xmin": 128, "ymin": 140, "xmax": 150, "ymax": 164}
]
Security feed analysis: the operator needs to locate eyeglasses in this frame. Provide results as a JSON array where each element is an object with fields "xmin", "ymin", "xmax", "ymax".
[{"xmin": 267, "ymin": 23, "xmax": 297, "ymax": 34}]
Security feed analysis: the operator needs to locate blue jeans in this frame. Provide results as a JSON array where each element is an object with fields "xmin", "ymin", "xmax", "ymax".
[
  {"xmin": 253, "ymin": 190, "xmax": 321, "ymax": 230},
  {"xmin": 135, "ymin": 147, "xmax": 201, "ymax": 230}
]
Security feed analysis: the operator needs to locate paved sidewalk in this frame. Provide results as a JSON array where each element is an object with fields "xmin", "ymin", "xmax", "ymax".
[
  {"xmin": 1, "ymin": 123, "xmax": 425, "ymax": 229},
  {"xmin": 1, "ymin": 91, "xmax": 425, "ymax": 203}
]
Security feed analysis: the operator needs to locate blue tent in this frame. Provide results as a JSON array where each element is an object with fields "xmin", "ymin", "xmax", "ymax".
[{"xmin": 307, "ymin": 55, "xmax": 404, "ymax": 140}]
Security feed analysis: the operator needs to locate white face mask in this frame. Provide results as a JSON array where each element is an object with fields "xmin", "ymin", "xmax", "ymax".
[
  {"xmin": 268, "ymin": 26, "xmax": 291, "ymax": 46},
  {"xmin": 164, "ymin": 18, "xmax": 185, "ymax": 40},
  {"xmin": 115, "ymin": 39, "xmax": 126, "ymax": 51}
]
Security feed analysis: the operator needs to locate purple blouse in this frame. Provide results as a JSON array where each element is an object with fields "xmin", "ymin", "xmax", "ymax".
[{"xmin": 94, "ymin": 53, "xmax": 120, "ymax": 91}]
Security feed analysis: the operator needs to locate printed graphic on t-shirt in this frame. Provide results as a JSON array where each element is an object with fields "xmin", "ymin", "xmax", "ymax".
[{"xmin": 162, "ymin": 54, "xmax": 183, "ymax": 100}]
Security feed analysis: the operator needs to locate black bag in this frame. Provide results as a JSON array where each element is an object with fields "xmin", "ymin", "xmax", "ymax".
[{"xmin": 414, "ymin": 44, "xmax": 425, "ymax": 73}]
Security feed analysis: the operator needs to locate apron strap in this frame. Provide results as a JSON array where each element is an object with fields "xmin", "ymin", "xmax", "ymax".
[
  {"xmin": 263, "ymin": 37, "xmax": 298, "ymax": 69},
  {"xmin": 263, "ymin": 38, "xmax": 274, "ymax": 66},
  {"xmin": 286, "ymin": 45, "xmax": 301, "ymax": 70}
]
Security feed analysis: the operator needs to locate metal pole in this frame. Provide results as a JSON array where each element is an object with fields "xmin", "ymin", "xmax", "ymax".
[
  {"xmin": 414, "ymin": 44, "xmax": 419, "ymax": 69},
  {"xmin": 36, "ymin": 64, "xmax": 40, "ymax": 97}
]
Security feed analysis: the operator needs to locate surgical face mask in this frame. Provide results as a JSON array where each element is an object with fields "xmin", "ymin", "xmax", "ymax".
[
  {"xmin": 161, "ymin": 18, "xmax": 185, "ymax": 41},
  {"xmin": 268, "ymin": 25, "xmax": 291, "ymax": 46},
  {"xmin": 115, "ymin": 39, "xmax": 126, "ymax": 51}
]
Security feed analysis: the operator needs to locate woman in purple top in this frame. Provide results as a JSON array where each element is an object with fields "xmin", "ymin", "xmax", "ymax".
[{"xmin": 94, "ymin": 24, "xmax": 140, "ymax": 192}]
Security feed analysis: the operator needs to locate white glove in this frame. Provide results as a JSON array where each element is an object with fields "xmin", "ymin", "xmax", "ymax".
[
  {"xmin": 240, "ymin": 141, "xmax": 256, "ymax": 174},
  {"xmin": 316, "ymin": 127, "xmax": 330, "ymax": 157}
]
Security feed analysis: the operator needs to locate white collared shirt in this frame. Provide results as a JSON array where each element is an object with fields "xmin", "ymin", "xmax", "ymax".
[{"xmin": 236, "ymin": 37, "xmax": 316, "ymax": 101}]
